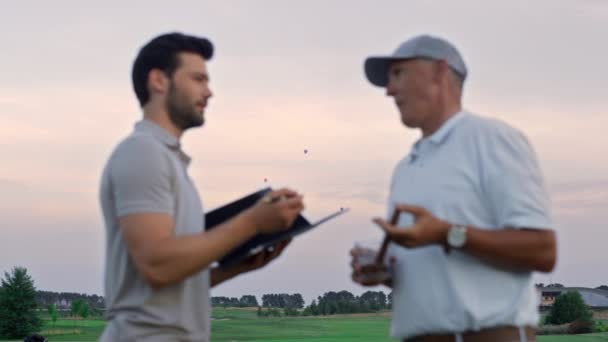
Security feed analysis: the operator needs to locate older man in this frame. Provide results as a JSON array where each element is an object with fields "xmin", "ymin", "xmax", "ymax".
[{"xmin": 351, "ymin": 34, "xmax": 557, "ymax": 342}]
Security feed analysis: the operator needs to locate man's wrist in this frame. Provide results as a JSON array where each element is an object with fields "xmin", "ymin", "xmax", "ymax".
[
  {"xmin": 438, "ymin": 220, "xmax": 451, "ymax": 246},
  {"xmin": 236, "ymin": 209, "xmax": 260, "ymax": 237}
]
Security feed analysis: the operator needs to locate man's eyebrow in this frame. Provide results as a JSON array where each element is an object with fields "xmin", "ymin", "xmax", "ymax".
[{"xmin": 192, "ymin": 71, "xmax": 209, "ymax": 80}]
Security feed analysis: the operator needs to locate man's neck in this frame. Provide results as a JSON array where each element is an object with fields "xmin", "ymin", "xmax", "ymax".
[
  {"xmin": 142, "ymin": 105, "xmax": 183, "ymax": 140},
  {"xmin": 421, "ymin": 103, "xmax": 462, "ymax": 138}
]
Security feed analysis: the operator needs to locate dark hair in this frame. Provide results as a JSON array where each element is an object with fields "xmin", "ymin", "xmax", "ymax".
[{"xmin": 131, "ymin": 32, "xmax": 214, "ymax": 107}]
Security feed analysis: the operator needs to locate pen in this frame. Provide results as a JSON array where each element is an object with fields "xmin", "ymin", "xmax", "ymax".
[
  {"xmin": 375, "ymin": 209, "xmax": 400, "ymax": 264},
  {"xmin": 262, "ymin": 194, "xmax": 288, "ymax": 204}
]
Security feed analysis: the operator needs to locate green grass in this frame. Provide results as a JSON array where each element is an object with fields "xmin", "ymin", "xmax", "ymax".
[
  {"xmin": 0, "ymin": 309, "xmax": 606, "ymax": 341},
  {"xmin": 538, "ymin": 334, "xmax": 608, "ymax": 341},
  {"xmin": 212, "ymin": 308, "xmax": 393, "ymax": 342}
]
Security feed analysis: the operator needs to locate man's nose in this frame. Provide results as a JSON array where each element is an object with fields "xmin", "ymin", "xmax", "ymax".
[{"xmin": 385, "ymin": 82, "xmax": 396, "ymax": 97}]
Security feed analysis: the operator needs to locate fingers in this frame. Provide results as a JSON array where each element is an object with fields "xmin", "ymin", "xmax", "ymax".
[
  {"xmin": 373, "ymin": 218, "xmax": 416, "ymax": 247},
  {"xmin": 274, "ymin": 239, "xmax": 291, "ymax": 255},
  {"xmin": 351, "ymin": 270, "xmax": 387, "ymax": 287},
  {"xmin": 267, "ymin": 246, "xmax": 282, "ymax": 260},
  {"xmin": 282, "ymin": 195, "xmax": 304, "ymax": 210},
  {"xmin": 372, "ymin": 218, "xmax": 399, "ymax": 235},
  {"xmin": 250, "ymin": 250, "xmax": 265, "ymax": 265},
  {"xmin": 273, "ymin": 191, "xmax": 304, "ymax": 220},
  {"xmin": 266, "ymin": 238, "xmax": 292, "ymax": 261},
  {"xmin": 270, "ymin": 188, "xmax": 299, "ymax": 199},
  {"xmin": 253, "ymin": 189, "xmax": 305, "ymax": 233},
  {"xmin": 266, "ymin": 188, "xmax": 304, "ymax": 211},
  {"xmin": 373, "ymin": 217, "xmax": 413, "ymax": 237}
]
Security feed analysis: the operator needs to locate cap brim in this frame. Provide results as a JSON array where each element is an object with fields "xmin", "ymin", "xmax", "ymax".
[{"xmin": 364, "ymin": 56, "xmax": 404, "ymax": 87}]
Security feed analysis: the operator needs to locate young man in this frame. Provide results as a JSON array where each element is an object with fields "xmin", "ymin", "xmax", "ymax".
[
  {"xmin": 351, "ymin": 35, "xmax": 557, "ymax": 342},
  {"xmin": 99, "ymin": 32, "xmax": 304, "ymax": 341}
]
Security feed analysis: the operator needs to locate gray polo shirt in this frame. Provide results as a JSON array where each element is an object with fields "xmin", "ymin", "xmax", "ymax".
[{"xmin": 99, "ymin": 119, "xmax": 210, "ymax": 342}]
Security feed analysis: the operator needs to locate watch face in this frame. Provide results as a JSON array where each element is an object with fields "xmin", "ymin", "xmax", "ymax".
[{"xmin": 448, "ymin": 226, "xmax": 466, "ymax": 248}]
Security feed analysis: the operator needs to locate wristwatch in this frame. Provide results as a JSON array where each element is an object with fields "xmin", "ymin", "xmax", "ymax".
[{"xmin": 447, "ymin": 225, "xmax": 468, "ymax": 249}]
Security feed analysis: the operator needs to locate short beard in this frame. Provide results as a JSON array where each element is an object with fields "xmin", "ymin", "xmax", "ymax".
[{"xmin": 165, "ymin": 83, "xmax": 204, "ymax": 131}]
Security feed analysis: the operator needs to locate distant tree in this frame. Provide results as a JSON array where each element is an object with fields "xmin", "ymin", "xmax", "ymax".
[
  {"xmin": 310, "ymin": 300, "xmax": 319, "ymax": 316},
  {"xmin": 261, "ymin": 293, "xmax": 304, "ymax": 309},
  {"xmin": 262, "ymin": 294, "xmax": 272, "ymax": 307},
  {"xmin": 535, "ymin": 283, "xmax": 545, "ymax": 288},
  {"xmin": 291, "ymin": 293, "xmax": 305, "ymax": 309},
  {"xmin": 229, "ymin": 297, "xmax": 239, "ymax": 307},
  {"xmin": 301, "ymin": 290, "xmax": 393, "ymax": 315},
  {"xmin": 547, "ymin": 283, "xmax": 565, "ymax": 288},
  {"xmin": 47, "ymin": 304, "xmax": 58, "ymax": 328},
  {"xmin": 70, "ymin": 299, "xmax": 85, "ymax": 318},
  {"xmin": 359, "ymin": 291, "xmax": 387, "ymax": 312},
  {"xmin": 239, "ymin": 295, "xmax": 259, "ymax": 307},
  {"xmin": 0, "ymin": 267, "xmax": 43, "ymax": 339},
  {"xmin": 596, "ymin": 285, "xmax": 608, "ymax": 291},
  {"xmin": 70, "ymin": 298, "xmax": 87, "ymax": 329},
  {"xmin": 546, "ymin": 291, "xmax": 592, "ymax": 325},
  {"xmin": 256, "ymin": 306, "xmax": 262, "ymax": 317},
  {"xmin": 79, "ymin": 302, "xmax": 90, "ymax": 320}
]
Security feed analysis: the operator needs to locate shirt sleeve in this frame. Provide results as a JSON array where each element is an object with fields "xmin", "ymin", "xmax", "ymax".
[
  {"xmin": 480, "ymin": 122, "xmax": 553, "ymax": 229},
  {"xmin": 109, "ymin": 137, "xmax": 175, "ymax": 217}
]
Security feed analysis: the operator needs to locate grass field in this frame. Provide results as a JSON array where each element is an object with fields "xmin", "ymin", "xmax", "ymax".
[{"xmin": 0, "ymin": 308, "xmax": 607, "ymax": 341}]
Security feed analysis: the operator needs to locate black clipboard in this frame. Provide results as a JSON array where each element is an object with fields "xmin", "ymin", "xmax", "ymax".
[{"xmin": 204, "ymin": 187, "xmax": 349, "ymax": 268}]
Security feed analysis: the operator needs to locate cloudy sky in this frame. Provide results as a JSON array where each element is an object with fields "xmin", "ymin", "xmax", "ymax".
[{"xmin": 1, "ymin": 0, "xmax": 607, "ymax": 304}]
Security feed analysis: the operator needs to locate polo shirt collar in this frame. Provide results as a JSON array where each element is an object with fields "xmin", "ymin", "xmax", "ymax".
[
  {"xmin": 409, "ymin": 111, "xmax": 467, "ymax": 162},
  {"xmin": 134, "ymin": 119, "xmax": 192, "ymax": 165},
  {"xmin": 135, "ymin": 119, "xmax": 181, "ymax": 150},
  {"xmin": 427, "ymin": 111, "xmax": 467, "ymax": 145}
]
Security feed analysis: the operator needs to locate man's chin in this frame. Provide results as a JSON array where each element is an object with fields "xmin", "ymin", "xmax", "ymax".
[
  {"xmin": 188, "ymin": 118, "xmax": 204, "ymax": 129},
  {"xmin": 400, "ymin": 115, "xmax": 416, "ymax": 128},
  {"xmin": 170, "ymin": 116, "xmax": 204, "ymax": 130}
]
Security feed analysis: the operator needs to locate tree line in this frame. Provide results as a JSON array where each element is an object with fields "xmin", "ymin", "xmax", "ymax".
[
  {"xmin": 3, "ymin": 264, "xmax": 608, "ymax": 339},
  {"xmin": 262, "ymin": 293, "xmax": 305, "ymax": 309},
  {"xmin": 213, "ymin": 291, "xmax": 391, "ymax": 316},
  {"xmin": 35, "ymin": 290, "xmax": 105, "ymax": 310},
  {"xmin": 299, "ymin": 290, "xmax": 391, "ymax": 316},
  {"xmin": 535, "ymin": 283, "xmax": 608, "ymax": 290},
  {"xmin": 211, "ymin": 295, "xmax": 258, "ymax": 307}
]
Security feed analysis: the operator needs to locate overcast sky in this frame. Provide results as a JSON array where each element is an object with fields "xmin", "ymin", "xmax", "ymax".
[{"xmin": 1, "ymin": 0, "xmax": 607, "ymax": 304}]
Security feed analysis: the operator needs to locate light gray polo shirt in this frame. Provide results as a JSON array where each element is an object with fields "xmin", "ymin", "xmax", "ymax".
[
  {"xmin": 99, "ymin": 119, "xmax": 210, "ymax": 341},
  {"xmin": 385, "ymin": 111, "xmax": 552, "ymax": 340}
]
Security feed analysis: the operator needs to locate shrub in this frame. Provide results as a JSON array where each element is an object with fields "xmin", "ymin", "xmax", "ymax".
[
  {"xmin": 568, "ymin": 319, "xmax": 593, "ymax": 334},
  {"xmin": 536, "ymin": 324, "xmax": 569, "ymax": 335},
  {"xmin": 593, "ymin": 320, "xmax": 608, "ymax": 333},
  {"xmin": 546, "ymin": 291, "xmax": 592, "ymax": 325}
]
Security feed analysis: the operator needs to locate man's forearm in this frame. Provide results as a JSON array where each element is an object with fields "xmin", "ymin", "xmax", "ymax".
[
  {"xmin": 141, "ymin": 212, "xmax": 257, "ymax": 289},
  {"xmin": 457, "ymin": 226, "xmax": 556, "ymax": 273}
]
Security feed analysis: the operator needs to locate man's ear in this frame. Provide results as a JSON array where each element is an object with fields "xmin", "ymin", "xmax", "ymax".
[
  {"xmin": 433, "ymin": 60, "xmax": 450, "ymax": 83},
  {"xmin": 147, "ymin": 69, "xmax": 169, "ymax": 97}
]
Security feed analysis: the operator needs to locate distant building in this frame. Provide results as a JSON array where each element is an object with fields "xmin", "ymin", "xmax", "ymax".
[{"xmin": 538, "ymin": 287, "xmax": 608, "ymax": 310}]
